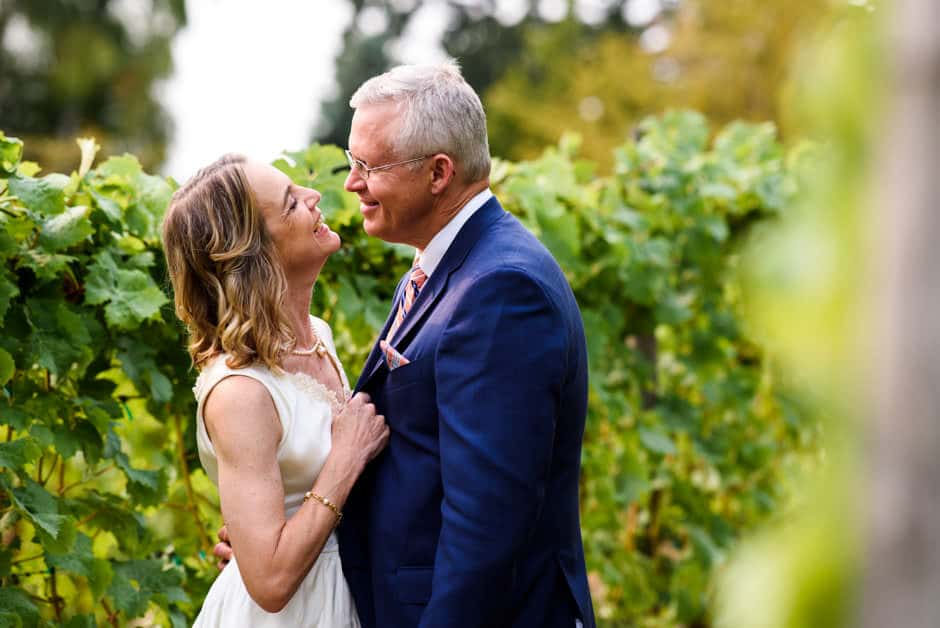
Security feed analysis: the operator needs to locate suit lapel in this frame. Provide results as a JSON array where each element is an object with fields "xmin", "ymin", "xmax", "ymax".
[{"xmin": 356, "ymin": 197, "xmax": 506, "ymax": 391}]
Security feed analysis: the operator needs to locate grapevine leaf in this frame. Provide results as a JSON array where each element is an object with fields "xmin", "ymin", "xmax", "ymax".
[
  {"xmin": 149, "ymin": 369, "xmax": 172, "ymax": 403},
  {"xmin": 63, "ymin": 615, "xmax": 98, "ymax": 628},
  {"xmin": 84, "ymin": 251, "xmax": 168, "ymax": 329},
  {"xmin": 638, "ymin": 427, "xmax": 677, "ymax": 456},
  {"xmin": 11, "ymin": 478, "xmax": 76, "ymax": 552},
  {"xmin": 0, "ymin": 348, "xmax": 13, "ymax": 386},
  {"xmin": 53, "ymin": 419, "xmax": 102, "ymax": 461},
  {"xmin": 90, "ymin": 189, "xmax": 124, "ymax": 222},
  {"xmin": 16, "ymin": 250, "xmax": 76, "ymax": 281},
  {"xmin": 0, "ymin": 438, "xmax": 40, "ymax": 469},
  {"xmin": 107, "ymin": 559, "xmax": 188, "ymax": 618},
  {"xmin": 25, "ymin": 300, "xmax": 93, "ymax": 377},
  {"xmin": 76, "ymin": 397, "xmax": 118, "ymax": 437},
  {"xmin": 46, "ymin": 533, "xmax": 113, "ymax": 597},
  {"xmin": 38, "ymin": 205, "xmax": 94, "ymax": 251},
  {"xmin": 8, "ymin": 175, "xmax": 66, "ymax": 216},
  {"xmin": 97, "ymin": 154, "xmax": 142, "ymax": 179},
  {"xmin": 136, "ymin": 173, "xmax": 173, "ymax": 225},
  {"xmin": 0, "ymin": 271, "xmax": 20, "ymax": 322},
  {"xmin": 104, "ymin": 430, "xmax": 165, "ymax": 505},
  {"xmin": 0, "ymin": 588, "xmax": 38, "ymax": 626},
  {"xmin": 0, "ymin": 406, "xmax": 30, "ymax": 432},
  {"xmin": 0, "ymin": 132, "xmax": 24, "ymax": 175},
  {"xmin": 69, "ymin": 491, "xmax": 146, "ymax": 552}
]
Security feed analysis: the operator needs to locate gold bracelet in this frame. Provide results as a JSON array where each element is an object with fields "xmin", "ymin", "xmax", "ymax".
[{"xmin": 304, "ymin": 491, "xmax": 343, "ymax": 525}]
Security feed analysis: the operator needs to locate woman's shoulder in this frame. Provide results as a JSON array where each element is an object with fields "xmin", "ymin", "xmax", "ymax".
[{"xmin": 193, "ymin": 354, "xmax": 277, "ymax": 401}]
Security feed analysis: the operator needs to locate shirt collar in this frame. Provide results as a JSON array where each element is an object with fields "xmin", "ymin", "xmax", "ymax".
[{"xmin": 417, "ymin": 188, "xmax": 493, "ymax": 278}]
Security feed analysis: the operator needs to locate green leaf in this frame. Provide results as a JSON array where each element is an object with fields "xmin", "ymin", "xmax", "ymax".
[
  {"xmin": 38, "ymin": 205, "xmax": 94, "ymax": 250},
  {"xmin": 0, "ymin": 348, "xmax": 13, "ymax": 386},
  {"xmin": 70, "ymin": 491, "xmax": 146, "ymax": 551},
  {"xmin": 104, "ymin": 431, "xmax": 165, "ymax": 505},
  {"xmin": 25, "ymin": 300, "xmax": 93, "ymax": 376},
  {"xmin": 46, "ymin": 533, "xmax": 113, "ymax": 597},
  {"xmin": 107, "ymin": 559, "xmax": 187, "ymax": 618},
  {"xmin": 97, "ymin": 154, "xmax": 143, "ymax": 179},
  {"xmin": 90, "ymin": 189, "xmax": 123, "ymax": 222},
  {"xmin": 0, "ymin": 587, "xmax": 38, "ymax": 626},
  {"xmin": 638, "ymin": 427, "xmax": 677, "ymax": 455},
  {"xmin": 0, "ymin": 438, "xmax": 41, "ymax": 469},
  {"xmin": 16, "ymin": 250, "xmax": 76, "ymax": 281},
  {"xmin": 84, "ymin": 251, "xmax": 168, "ymax": 329},
  {"xmin": 8, "ymin": 175, "xmax": 66, "ymax": 216},
  {"xmin": 64, "ymin": 615, "xmax": 98, "ymax": 628},
  {"xmin": 11, "ymin": 478, "xmax": 76, "ymax": 551},
  {"xmin": 0, "ymin": 271, "xmax": 20, "ymax": 322},
  {"xmin": 148, "ymin": 369, "xmax": 172, "ymax": 403},
  {"xmin": 0, "ymin": 132, "xmax": 24, "ymax": 175},
  {"xmin": 136, "ymin": 173, "xmax": 173, "ymax": 226}
]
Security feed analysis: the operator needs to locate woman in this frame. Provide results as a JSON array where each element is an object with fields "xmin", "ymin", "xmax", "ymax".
[{"xmin": 162, "ymin": 154, "xmax": 387, "ymax": 626}]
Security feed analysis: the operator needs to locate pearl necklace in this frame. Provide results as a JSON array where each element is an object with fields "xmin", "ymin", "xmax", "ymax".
[
  {"xmin": 290, "ymin": 334, "xmax": 327, "ymax": 357},
  {"xmin": 289, "ymin": 322, "xmax": 346, "ymax": 395}
]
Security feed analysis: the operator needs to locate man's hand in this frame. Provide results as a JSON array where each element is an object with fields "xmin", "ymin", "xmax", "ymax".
[{"xmin": 213, "ymin": 525, "xmax": 233, "ymax": 570}]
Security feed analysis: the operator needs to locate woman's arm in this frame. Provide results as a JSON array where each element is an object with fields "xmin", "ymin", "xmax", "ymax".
[{"xmin": 205, "ymin": 375, "xmax": 384, "ymax": 613}]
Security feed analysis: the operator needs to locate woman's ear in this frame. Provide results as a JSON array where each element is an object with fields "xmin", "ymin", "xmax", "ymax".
[{"xmin": 429, "ymin": 154, "xmax": 456, "ymax": 194}]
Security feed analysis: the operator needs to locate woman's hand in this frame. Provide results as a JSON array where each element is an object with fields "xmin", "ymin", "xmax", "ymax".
[{"xmin": 330, "ymin": 392, "xmax": 389, "ymax": 473}]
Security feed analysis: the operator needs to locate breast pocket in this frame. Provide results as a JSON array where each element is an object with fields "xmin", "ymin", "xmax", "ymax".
[
  {"xmin": 383, "ymin": 359, "xmax": 437, "ymax": 441},
  {"xmin": 385, "ymin": 356, "xmax": 430, "ymax": 393}
]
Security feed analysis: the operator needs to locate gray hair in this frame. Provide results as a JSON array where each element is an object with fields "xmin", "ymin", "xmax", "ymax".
[{"xmin": 349, "ymin": 62, "xmax": 491, "ymax": 183}]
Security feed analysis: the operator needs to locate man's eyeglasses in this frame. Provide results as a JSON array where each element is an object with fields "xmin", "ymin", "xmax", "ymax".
[{"xmin": 344, "ymin": 149, "xmax": 429, "ymax": 181}]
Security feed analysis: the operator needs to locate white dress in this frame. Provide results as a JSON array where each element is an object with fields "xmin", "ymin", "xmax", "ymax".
[{"xmin": 191, "ymin": 316, "xmax": 360, "ymax": 627}]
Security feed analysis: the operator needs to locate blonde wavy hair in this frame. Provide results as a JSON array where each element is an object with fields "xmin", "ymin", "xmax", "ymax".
[{"xmin": 162, "ymin": 154, "xmax": 292, "ymax": 371}]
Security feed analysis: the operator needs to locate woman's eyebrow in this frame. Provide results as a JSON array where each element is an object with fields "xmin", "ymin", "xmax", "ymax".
[{"xmin": 282, "ymin": 184, "xmax": 291, "ymax": 208}]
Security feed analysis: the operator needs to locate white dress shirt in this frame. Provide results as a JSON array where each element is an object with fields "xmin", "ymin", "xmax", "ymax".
[{"xmin": 416, "ymin": 188, "xmax": 493, "ymax": 278}]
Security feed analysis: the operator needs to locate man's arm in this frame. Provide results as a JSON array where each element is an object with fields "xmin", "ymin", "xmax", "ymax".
[{"xmin": 420, "ymin": 268, "xmax": 567, "ymax": 627}]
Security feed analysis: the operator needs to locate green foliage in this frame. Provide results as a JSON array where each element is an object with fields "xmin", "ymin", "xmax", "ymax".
[
  {"xmin": 0, "ymin": 114, "xmax": 815, "ymax": 625},
  {"xmin": 0, "ymin": 134, "xmax": 204, "ymax": 625}
]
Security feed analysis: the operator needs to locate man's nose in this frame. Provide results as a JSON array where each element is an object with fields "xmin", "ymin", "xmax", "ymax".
[{"xmin": 344, "ymin": 169, "xmax": 364, "ymax": 192}]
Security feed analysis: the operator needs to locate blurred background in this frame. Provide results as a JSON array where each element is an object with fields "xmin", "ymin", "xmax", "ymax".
[
  {"xmin": 5, "ymin": 0, "xmax": 938, "ymax": 626},
  {"xmin": 1, "ymin": 0, "xmax": 830, "ymax": 178}
]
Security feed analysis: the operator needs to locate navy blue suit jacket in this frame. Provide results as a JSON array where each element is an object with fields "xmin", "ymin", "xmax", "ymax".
[{"xmin": 339, "ymin": 197, "xmax": 595, "ymax": 628}]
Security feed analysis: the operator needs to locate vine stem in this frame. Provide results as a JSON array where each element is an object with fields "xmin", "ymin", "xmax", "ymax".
[
  {"xmin": 11, "ymin": 552, "xmax": 44, "ymax": 565},
  {"xmin": 59, "ymin": 464, "xmax": 116, "ymax": 496},
  {"xmin": 49, "ymin": 566, "xmax": 63, "ymax": 621},
  {"xmin": 174, "ymin": 412, "xmax": 212, "ymax": 551},
  {"xmin": 101, "ymin": 598, "xmax": 119, "ymax": 628},
  {"xmin": 40, "ymin": 454, "xmax": 58, "ymax": 487}
]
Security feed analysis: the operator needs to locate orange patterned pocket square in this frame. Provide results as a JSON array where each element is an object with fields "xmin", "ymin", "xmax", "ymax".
[{"xmin": 380, "ymin": 340, "xmax": 411, "ymax": 370}]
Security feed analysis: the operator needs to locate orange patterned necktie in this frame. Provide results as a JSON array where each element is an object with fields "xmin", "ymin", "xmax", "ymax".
[{"xmin": 386, "ymin": 258, "xmax": 427, "ymax": 341}]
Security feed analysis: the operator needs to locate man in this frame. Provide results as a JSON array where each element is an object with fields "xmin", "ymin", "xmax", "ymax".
[{"xmin": 338, "ymin": 62, "xmax": 595, "ymax": 628}]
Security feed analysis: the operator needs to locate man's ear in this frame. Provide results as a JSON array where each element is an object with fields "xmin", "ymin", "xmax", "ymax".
[{"xmin": 429, "ymin": 154, "xmax": 456, "ymax": 194}]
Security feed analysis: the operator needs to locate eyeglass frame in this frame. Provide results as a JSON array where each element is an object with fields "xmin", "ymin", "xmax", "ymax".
[{"xmin": 344, "ymin": 149, "xmax": 431, "ymax": 181}]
